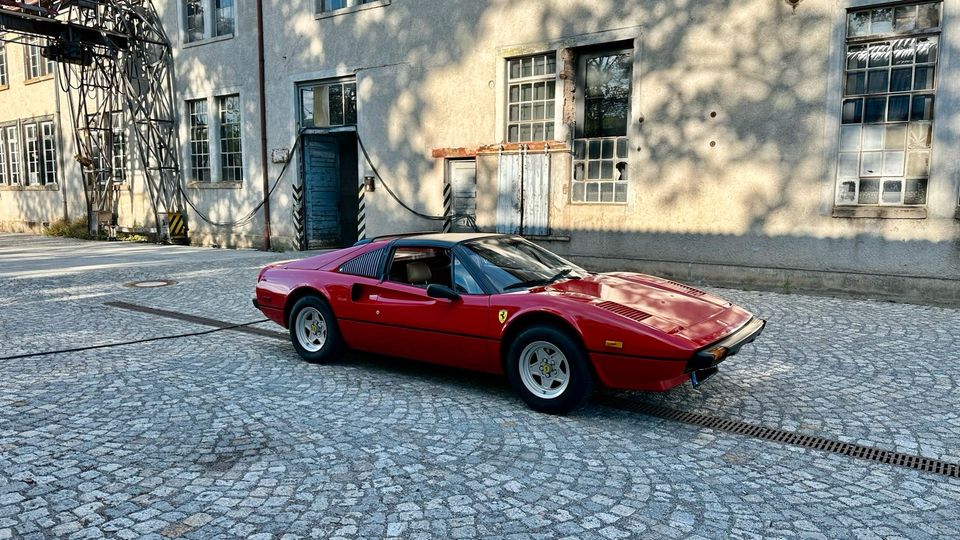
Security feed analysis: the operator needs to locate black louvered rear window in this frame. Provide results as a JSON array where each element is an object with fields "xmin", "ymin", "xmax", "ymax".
[{"xmin": 338, "ymin": 248, "xmax": 385, "ymax": 278}]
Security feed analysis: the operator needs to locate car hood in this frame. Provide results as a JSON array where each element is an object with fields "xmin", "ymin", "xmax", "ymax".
[{"xmin": 536, "ymin": 272, "xmax": 752, "ymax": 346}]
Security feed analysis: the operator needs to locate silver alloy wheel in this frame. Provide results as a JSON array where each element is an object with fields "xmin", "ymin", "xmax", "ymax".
[
  {"xmin": 518, "ymin": 340, "xmax": 570, "ymax": 399},
  {"xmin": 295, "ymin": 306, "xmax": 327, "ymax": 353}
]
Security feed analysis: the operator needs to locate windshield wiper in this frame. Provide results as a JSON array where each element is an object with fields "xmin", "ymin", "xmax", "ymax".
[
  {"xmin": 547, "ymin": 267, "xmax": 577, "ymax": 283},
  {"xmin": 502, "ymin": 268, "xmax": 579, "ymax": 291},
  {"xmin": 503, "ymin": 278, "xmax": 550, "ymax": 291}
]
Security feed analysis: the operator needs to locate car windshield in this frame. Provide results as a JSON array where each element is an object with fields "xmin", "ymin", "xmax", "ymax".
[{"xmin": 462, "ymin": 237, "xmax": 587, "ymax": 293}]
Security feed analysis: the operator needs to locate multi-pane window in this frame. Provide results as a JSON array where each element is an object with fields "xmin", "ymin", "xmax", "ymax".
[
  {"xmin": 0, "ymin": 129, "xmax": 7, "ymax": 184},
  {"xmin": 185, "ymin": 0, "xmax": 206, "ymax": 42},
  {"xmin": 6, "ymin": 126, "xmax": 21, "ymax": 184},
  {"xmin": 837, "ymin": 2, "xmax": 940, "ymax": 207},
  {"xmin": 218, "ymin": 94, "xmax": 242, "ymax": 182},
  {"xmin": 319, "ymin": 0, "xmax": 383, "ymax": 13},
  {"xmin": 184, "ymin": 0, "xmax": 234, "ymax": 42},
  {"xmin": 41, "ymin": 121, "xmax": 57, "ymax": 185},
  {"xmin": 506, "ymin": 54, "xmax": 557, "ymax": 143},
  {"xmin": 187, "ymin": 99, "xmax": 210, "ymax": 182},
  {"xmin": 0, "ymin": 43, "xmax": 8, "ymax": 87},
  {"xmin": 572, "ymin": 47, "xmax": 633, "ymax": 203},
  {"xmin": 299, "ymin": 80, "xmax": 357, "ymax": 127},
  {"xmin": 0, "ymin": 122, "xmax": 56, "ymax": 186},
  {"xmin": 24, "ymin": 124, "xmax": 40, "ymax": 186},
  {"xmin": 186, "ymin": 96, "xmax": 243, "ymax": 183},
  {"xmin": 25, "ymin": 37, "xmax": 53, "ymax": 80},
  {"xmin": 215, "ymin": 0, "xmax": 235, "ymax": 36},
  {"xmin": 110, "ymin": 112, "xmax": 128, "ymax": 182}
]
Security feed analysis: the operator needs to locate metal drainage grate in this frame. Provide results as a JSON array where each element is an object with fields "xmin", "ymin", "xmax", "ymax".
[{"xmin": 596, "ymin": 395, "xmax": 960, "ymax": 479}]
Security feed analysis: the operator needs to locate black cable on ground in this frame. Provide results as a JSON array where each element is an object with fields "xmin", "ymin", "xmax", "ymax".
[{"xmin": 0, "ymin": 319, "xmax": 270, "ymax": 361}]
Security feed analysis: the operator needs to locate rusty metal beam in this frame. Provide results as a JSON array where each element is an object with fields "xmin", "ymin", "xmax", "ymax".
[{"xmin": 0, "ymin": 6, "xmax": 128, "ymax": 49}]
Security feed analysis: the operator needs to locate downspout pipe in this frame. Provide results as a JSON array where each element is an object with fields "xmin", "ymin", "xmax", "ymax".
[
  {"xmin": 256, "ymin": 0, "xmax": 272, "ymax": 250},
  {"xmin": 54, "ymin": 67, "xmax": 67, "ymax": 222}
]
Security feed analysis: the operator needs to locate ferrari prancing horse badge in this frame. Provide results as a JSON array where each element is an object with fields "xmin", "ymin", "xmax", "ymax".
[{"xmin": 498, "ymin": 309, "xmax": 508, "ymax": 324}]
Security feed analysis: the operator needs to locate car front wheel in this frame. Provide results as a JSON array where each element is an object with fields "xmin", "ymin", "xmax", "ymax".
[
  {"xmin": 506, "ymin": 325, "xmax": 593, "ymax": 414},
  {"xmin": 288, "ymin": 295, "xmax": 342, "ymax": 363}
]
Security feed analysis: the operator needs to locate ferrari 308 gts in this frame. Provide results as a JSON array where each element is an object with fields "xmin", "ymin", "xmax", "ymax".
[{"xmin": 254, "ymin": 233, "xmax": 765, "ymax": 414}]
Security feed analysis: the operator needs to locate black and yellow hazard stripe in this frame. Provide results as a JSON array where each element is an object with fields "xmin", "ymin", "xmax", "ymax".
[
  {"xmin": 442, "ymin": 182, "xmax": 453, "ymax": 233},
  {"xmin": 167, "ymin": 212, "xmax": 187, "ymax": 237},
  {"xmin": 357, "ymin": 183, "xmax": 367, "ymax": 241}
]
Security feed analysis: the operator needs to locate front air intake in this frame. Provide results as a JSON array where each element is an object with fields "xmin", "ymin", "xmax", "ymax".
[{"xmin": 595, "ymin": 301, "xmax": 652, "ymax": 323}]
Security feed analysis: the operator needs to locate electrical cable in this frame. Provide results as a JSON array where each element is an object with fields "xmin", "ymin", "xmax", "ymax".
[
  {"xmin": 0, "ymin": 318, "xmax": 270, "ymax": 361},
  {"xmin": 177, "ymin": 128, "xmax": 306, "ymax": 228},
  {"xmin": 356, "ymin": 134, "xmax": 447, "ymax": 221},
  {"xmin": 182, "ymin": 129, "xmax": 457, "ymax": 229}
]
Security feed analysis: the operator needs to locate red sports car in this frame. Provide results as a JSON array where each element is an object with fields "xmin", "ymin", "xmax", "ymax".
[{"xmin": 254, "ymin": 233, "xmax": 765, "ymax": 414}]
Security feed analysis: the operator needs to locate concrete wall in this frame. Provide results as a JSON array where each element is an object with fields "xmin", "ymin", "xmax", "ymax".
[
  {"xmin": 0, "ymin": 35, "xmax": 163, "ymax": 236},
  {"xmin": 249, "ymin": 0, "xmax": 960, "ymax": 300},
  {"xmin": 3, "ymin": 0, "xmax": 959, "ymax": 302},
  {"xmin": 0, "ymin": 39, "xmax": 84, "ymax": 231}
]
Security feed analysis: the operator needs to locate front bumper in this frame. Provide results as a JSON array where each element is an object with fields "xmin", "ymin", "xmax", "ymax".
[{"xmin": 686, "ymin": 317, "xmax": 766, "ymax": 373}]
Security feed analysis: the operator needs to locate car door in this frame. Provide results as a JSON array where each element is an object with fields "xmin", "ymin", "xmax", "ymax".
[{"xmin": 348, "ymin": 245, "xmax": 495, "ymax": 373}]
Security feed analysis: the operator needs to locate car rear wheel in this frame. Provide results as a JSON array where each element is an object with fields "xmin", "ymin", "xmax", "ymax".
[
  {"xmin": 506, "ymin": 325, "xmax": 593, "ymax": 414},
  {"xmin": 288, "ymin": 295, "xmax": 342, "ymax": 363}
]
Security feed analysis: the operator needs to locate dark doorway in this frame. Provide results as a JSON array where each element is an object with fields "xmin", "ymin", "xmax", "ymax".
[{"xmin": 301, "ymin": 132, "xmax": 358, "ymax": 248}]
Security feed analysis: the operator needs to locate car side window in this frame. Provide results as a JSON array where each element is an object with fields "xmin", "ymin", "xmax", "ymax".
[
  {"xmin": 452, "ymin": 254, "xmax": 484, "ymax": 295},
  {"xmin": 386, "ymin": 247, "xmax": 452, "ymax": 288}
]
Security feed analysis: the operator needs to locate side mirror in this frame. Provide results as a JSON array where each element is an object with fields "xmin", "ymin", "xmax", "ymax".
[{"xmin": 427, "ymin": 284, "xmax": 461, "ymax": 302}]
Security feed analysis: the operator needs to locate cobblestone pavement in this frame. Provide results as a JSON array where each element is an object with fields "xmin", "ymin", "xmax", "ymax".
[{"xmin": 1, "ymin": 233, "xmax": 959, "ymax": 539}]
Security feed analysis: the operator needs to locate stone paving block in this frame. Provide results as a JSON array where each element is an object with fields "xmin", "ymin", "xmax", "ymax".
[{"xmin": 1, "ymin": 235, "xmax": 959, "ymax": 538}]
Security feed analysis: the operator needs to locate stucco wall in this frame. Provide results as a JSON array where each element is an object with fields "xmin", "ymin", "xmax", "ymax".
[
  {"xmin": 3, "ymin": 0, "xmax": 959, "ymax": 300},
  {"xmin": 0, "ymin": 40, "xmax": 84, "ymax": 230},
  {"xmin": 246, "ymin": 0, "xmax": 960, "ymax": 288}
]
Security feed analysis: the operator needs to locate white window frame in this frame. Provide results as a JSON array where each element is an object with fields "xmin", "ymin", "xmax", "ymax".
[
  {"xmin": 40, "ymin": 120, "xmax": 58, "ymax": 186},
  {"xmin": 297, "ymin": 79, "xmax": 358, "ymax": 129},
  {"xmin": 5, "ymin": 125, "xmax": 22, "ymax": 184},
  {"xmin": 185, "ymin": 94, "xmax": 244, "ymax": 185},
  {"xmin": 23, "ymin": 123, "xmax": 40, "ymax": 186},
  {"xmin": 0, "ymin": 42, "xmax": 8, "ymax": 88},
  {"xmin": 834, "ymin": 1, "xmax": 942, "ymax": 208},
  {"xmin": 25, "ymin": 37, "xmax": 53, "ymax": 81},
  {"xmin": 571, "ymin": 45, "xmax": 634, "ymax": 205},
  {"xmin": 110, "ymin": 112, "xmax": 128, "ymax": 183},
  {"xmin": 181, "ymin": 0, "xmax": 236, "ymax": 46},
  {"xmin": 505, "ymin": 53, "xmax": 559, "ymax": 144},
  {"xmin": 316, "ymin": 0, "xmax": 390, "ymax": 18},
  {"xmin": 187, "ymin": 98, "xmax": 211, "ymax": 182},
  {"xmin": 0, "ymin": 128, "xmax": 7, "ymax": 185},
  {"xmin": 217, "ymin": 94, "xmax": 243, "ymax": 183}
]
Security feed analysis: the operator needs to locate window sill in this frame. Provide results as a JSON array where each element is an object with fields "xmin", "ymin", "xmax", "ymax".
[
  {"xmin": 475, "ymin": 141, "xmax": 569, "ymax": 155},
  {"xmin": 568, "ymin": 201, "xmax": 629, "ymax": 206},
  {"xmin": 188, "ymin": 181, "xmax": 242, "ymax": 190},
  {"xmin": 0, "ymin": 183, "xmax": 59, "ymax": 191},
  {"xmin": 316, "ymin": 0, "xmax": 390, "ymax": 20},
  {"xmin": 24, "ymin": 75, "xmax": 53, "ymax": 85},
  {"xmin": 832, "ymin": 206, "xmax": 927, "ymax": 219},
  {"xmin": 0, "ymin": 85, "xmax": 8, "ymax": 92},
  {"xmin": 182, "ymin": 34, "xmax": 234, "ymax": 49}
]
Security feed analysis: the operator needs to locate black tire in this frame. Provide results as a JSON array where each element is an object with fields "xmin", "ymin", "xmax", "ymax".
[
  {"xmin": 506, "ymin": 324, "xmax": 593, "ymax": 414},
  {"xmin": 287, "ymin": 295, "xmax": 343, "ymax": 363}
]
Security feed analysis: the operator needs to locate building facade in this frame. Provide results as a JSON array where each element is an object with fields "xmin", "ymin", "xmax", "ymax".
[{"xmin": 2, "ymin": 0, "xmax": 959, "ymax": 302}]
